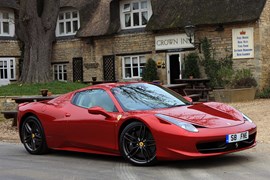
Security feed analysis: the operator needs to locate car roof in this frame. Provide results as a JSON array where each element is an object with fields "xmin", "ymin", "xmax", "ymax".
[{"xmin": 86, "ymin": 82, "xmax": 146, "ymax": 89}]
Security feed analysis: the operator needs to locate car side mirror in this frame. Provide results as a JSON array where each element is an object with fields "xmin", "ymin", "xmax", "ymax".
[
  {"xmin": 88, "ymin": 106, "xmax": 112, "ymax": 118},
  {"xmin": 183, "ymin": 96, "xmax": 193, "ymax": 103}
]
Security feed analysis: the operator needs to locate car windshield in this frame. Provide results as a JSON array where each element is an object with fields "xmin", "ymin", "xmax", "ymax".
[{"xmin": 111, "ymin": 83, "xmax": 189, "ymax": 111}]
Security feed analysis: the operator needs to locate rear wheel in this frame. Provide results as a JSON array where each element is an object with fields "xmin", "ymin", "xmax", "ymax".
[
  {"xmin": 21, "ymin": 116, "xmax": 49, "ymax": 154},
  {"xmin": 120, "ymin": 122, "xmax": 157, "ymax": 166}
]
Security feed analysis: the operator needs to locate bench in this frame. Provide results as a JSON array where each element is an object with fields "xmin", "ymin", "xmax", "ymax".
[
  {"xmin": 1, "ymin": 110, "xmax": 18, "ymax": 126},
  {"xmin": 184, "ymin": 88, "xmax": 212, "ymax": 102},
  {"xmin": 1, "ymin": 95, "xmax": 58, "ymax": 127},
  {"xmin": 163, "ymin": 84, "xmax": 203, "ymax": 102}
]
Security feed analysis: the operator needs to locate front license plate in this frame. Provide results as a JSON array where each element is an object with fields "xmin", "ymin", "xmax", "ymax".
[{"xmin": 226, "ymin": 131, "xmax": 249, "ymax": 143}]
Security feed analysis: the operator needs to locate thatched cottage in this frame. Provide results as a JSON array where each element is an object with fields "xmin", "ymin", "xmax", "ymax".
[{"xmin": 0, "ymin": 0, "xmax": 270, "ymax": 90}]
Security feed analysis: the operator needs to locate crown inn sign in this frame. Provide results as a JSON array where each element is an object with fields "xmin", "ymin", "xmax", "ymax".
[{"xmin": 155, "ymin": 34, "xmax": 194, "ymax": 50}]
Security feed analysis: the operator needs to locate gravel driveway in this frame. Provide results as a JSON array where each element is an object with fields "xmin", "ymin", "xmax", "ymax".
[{"xmin": 1, "ymin": 99, "xmax": 269, "ymax": 147}]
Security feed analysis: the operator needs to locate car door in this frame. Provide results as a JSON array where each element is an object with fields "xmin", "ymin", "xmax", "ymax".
[{"xmin": 65, "ymin": 89, "xmax": 119, "ymax": 153}]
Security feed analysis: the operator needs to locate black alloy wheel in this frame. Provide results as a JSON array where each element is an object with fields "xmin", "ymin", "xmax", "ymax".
[
  {"xmin": 120, "ymin": 122, "xmax": 157, "ymax": 166},
  {"xmin": 21, "ymin": 116, "xmax": 48, "ymax": 155}
]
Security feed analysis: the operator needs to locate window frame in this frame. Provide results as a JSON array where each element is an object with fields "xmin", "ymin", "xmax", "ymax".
[
  {"xmin": 0, "ymin": 9, "xmax": 15, "ymax": 37},
  {"xmin": 120, "ymin": 0, "xmax": 152, "ymax": 29},
  {"xmin": 71, "ymin": 89, "xmax": 118, "ymax": 112},
  {"xmin": 122, "ymin": 55, "xmax": 146, "ymax": 79},
  {"xmin": 55, "ymin": 9, "xmax": 80, "ymax": 37},
  {"xmin": 53, "ymin": 64, "xmax": 67, "ymax": 81},
  {"xmin": 0, "ymin": 58, "xmax": 16, "ymax": 80}
]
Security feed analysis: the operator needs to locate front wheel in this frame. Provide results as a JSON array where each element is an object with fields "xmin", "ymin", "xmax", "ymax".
[
  {"xmin": 20, "ymin": 116, "xmax": 49, "ymax": 155},
  {"xmin": 120, "ymin": 122, "xmax": 157, "ymax": 166}
]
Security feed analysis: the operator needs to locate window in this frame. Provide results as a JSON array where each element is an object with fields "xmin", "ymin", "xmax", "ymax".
[
  {"xmin": 111, "ymin": 83, "xmax": 187, "ymax": 111},
  {"xmin": 72, "ymin": 89, "xmax": 117, "ymax": 112},
  {"xmin": 53, "ymin": 64, "xmax": 67, "ymax": 81},
  {"xmin": 0, "ymin": 9, "xmax": 15, "ymax": 36},
  {"xmin": 0, "ymin": 58, "xmax": 16, "ymax": 80},
  {"xmin": 56, "ymin": 9, "xmax": 80, "ymax": 37},
  {"xmin": 120, "ymin": 0, "xmax": 152, "ymax": 29},
  {"xmin": 122, "ymin": 55, "xmax": 146, "ymax": 79}
]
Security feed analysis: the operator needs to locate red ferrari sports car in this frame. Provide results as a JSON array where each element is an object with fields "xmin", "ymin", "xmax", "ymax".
[{"xmin": 17, "ymin": 82, "xmax": 256, "ymax": 166}]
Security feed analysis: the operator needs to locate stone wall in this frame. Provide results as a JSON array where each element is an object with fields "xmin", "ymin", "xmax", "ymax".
[
  {"xmin": 0, "ymin": 97, "xmax": 17, "ymax": 121},
  {"xmin": 258, "ymin": 0, "xmax": 270, "ymax": 90},
  {"xmin": 93, "ymin": 32, "xmax": 156, "ymax": 81},
  {"xmin": 0, "ymin": 38, "xmax": 100, "ymax": 83},
  {"xmin": 91, "ymin": 25, "xmax": 265, "ymax": 86},
  {"xmin": 0, "ymin": 40, "xmax": 20, "ymax": 57},
  {"xmin": 52, "ymin": 38, "xmax": 93, "ymax": 82},
  {"xmin": 196, "ymin": 23, "xmax": 263, "ymax": 88}
]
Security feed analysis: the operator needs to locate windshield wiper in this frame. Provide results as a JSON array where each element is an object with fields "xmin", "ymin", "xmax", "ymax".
[{"xmin": 168, "ymin": 104, "xmax": 186, "ymax": 108}]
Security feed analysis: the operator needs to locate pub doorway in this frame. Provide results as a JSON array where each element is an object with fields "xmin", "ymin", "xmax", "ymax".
[{"xmin": 166, "ymin": 53, "xmax": 182, "ymax": 84}]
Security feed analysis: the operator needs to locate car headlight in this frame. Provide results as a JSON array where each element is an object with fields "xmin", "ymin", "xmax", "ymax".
[
  {"xmin": 155, "ymin": 114, "xmax": 199, "ymax": 133},
  {"xmin": 242, "ymin": 113, "xmax": 253, "ymax": 123}
]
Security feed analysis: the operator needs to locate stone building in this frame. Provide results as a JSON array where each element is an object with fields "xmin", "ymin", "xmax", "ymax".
[{"xmin": 0, "ymin": 0, "xmax": 270, "ymax": 90}]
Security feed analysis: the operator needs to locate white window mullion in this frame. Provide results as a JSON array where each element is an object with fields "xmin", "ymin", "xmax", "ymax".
[
  {"xmin": 6, "ymin": 60, "xmax": 10, "ymax": 79},
  {"xmin": 0, "ymin": 58, "xmax": 16, "ymax": 80},
  {"xmin": 122, "ymin": 55, "xmax": 146, "ymax": 79},
  {"xmin": 57, "ymin": 66, "xmax": 60, "ymax": 80},
  {"xmin": 130, "ymin": 56, "xmax": 133, "ymax": 78},
  {"xmin": 9, "ymin": 59, "xmax": 15, "ymax": 80},
  {"xmin": 120, "ymin": 0, "xmax": 152, "ymax": 29},
  {"xmin": 0, "ymin": 9, "xmax": 15, "ymax": 37},
  {"xmin": 53, "ymin": 64, "xmax": 67, "ymax": 81},
  {"xmin": 56, "ymin": 9, "xmax": 80, "ymax": 37},
  {"xmin": 61, "ymin": 65, "xmax": 65, "ymax": 80}
]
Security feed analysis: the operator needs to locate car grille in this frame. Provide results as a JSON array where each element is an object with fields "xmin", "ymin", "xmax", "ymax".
[{"xmin": 196, "ymin": 132, "xmax": 256, "ymax": 154}]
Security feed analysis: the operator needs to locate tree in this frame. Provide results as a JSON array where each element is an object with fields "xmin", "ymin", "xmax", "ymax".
[{"xmin": 16, "ymin": 0, "xmax": 60, "ymax": 83}]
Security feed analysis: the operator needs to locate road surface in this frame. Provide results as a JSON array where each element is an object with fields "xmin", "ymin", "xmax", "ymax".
[{"xmin": 0, "ymin": 142, "xmax": 269, "ymax": 180}]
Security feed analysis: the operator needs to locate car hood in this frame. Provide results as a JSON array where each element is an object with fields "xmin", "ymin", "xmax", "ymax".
[{"xmin": 154, "ymin": 102, "xmax": 244, "ymax": 128}]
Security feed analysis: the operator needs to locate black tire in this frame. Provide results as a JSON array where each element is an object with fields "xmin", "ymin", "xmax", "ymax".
[
  {"xmin": 20, "ymin": 116, "xmax": 49, "ymax": 155},
  {"xmin": 120, "ymin": 122, "xmax": 157, "ymax": 166}
]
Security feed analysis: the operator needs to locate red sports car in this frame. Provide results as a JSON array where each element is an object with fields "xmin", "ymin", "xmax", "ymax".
[{"xmin": 17, "ymin": 82, "xmax": 256, "ymax": 166}]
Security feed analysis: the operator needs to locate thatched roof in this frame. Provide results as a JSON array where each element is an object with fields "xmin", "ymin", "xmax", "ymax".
[
  {"xmin": 76, "ymin": 0, "xmax": 120, "ymax": 37},
  {"xmin": 2, "ymin": 0, "xmax": 265, "ymax": 37},
  {"xmin": 0, "ymin": 0, "xmax": 19, "ymax": 9},
  {"xmin": 75, "ymin": 0, "xmax": 266, "ymax": 37},
  {"xmin": 59, "ymin": 0, "xmax": 119, "ymax": 37},
  {"xmin": 146, "ymin": 0, "xmax": 266, "ymax": 31}
]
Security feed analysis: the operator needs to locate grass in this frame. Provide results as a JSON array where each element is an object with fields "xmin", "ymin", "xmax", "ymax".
[{"xmin": 0, "ymin": 81, "xmax": 89, "ymax": 96}]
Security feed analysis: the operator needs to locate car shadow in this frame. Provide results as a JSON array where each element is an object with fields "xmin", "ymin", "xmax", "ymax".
[
  {"xmin": 48, "ymin": 150, "xmax": 125, "ymax": 163},
  {"xmin": 159, "ymin": 153, "xmax": 255, "ymax": 168},
  {"xmin": 45, "ymin": 150, "xmax": 255, "ymax": 168}
]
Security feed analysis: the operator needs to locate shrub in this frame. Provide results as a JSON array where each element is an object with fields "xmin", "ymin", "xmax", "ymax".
[
  {"xmin": 201, "ymin": 37, "xmax": 233, "ymax": 88},
  {"xmin": 258, "ymin": 87, "xmax": 270, "ymax": 98},
  {"xmin": 142, "ymin": 58, "xmax": 158, "ymax": 82},
  {"xmin": 183, "ymin": 53, "xmax": 200, "ymax": 78},
  {"xmin": 217, "ymin": 66, "xmax": 234, "ymax": 88},
  {"xmin": 232, "ymin": 69, "xmax": 257, "ymax": 88}
]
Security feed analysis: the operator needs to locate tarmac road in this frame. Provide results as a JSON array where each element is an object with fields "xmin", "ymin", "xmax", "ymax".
[{"xmin": 0, "ymin": 142, "xmax": 269, "ymax": 180}]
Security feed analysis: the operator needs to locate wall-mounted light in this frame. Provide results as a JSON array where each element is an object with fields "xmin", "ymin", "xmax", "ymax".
[
  {"xmin": 184, "ymin": 23, "xmax": 201, "ymax": 52},
  {"xmin": 184, "ymin": 24, "xmax": 195, "ymax": 44}
]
